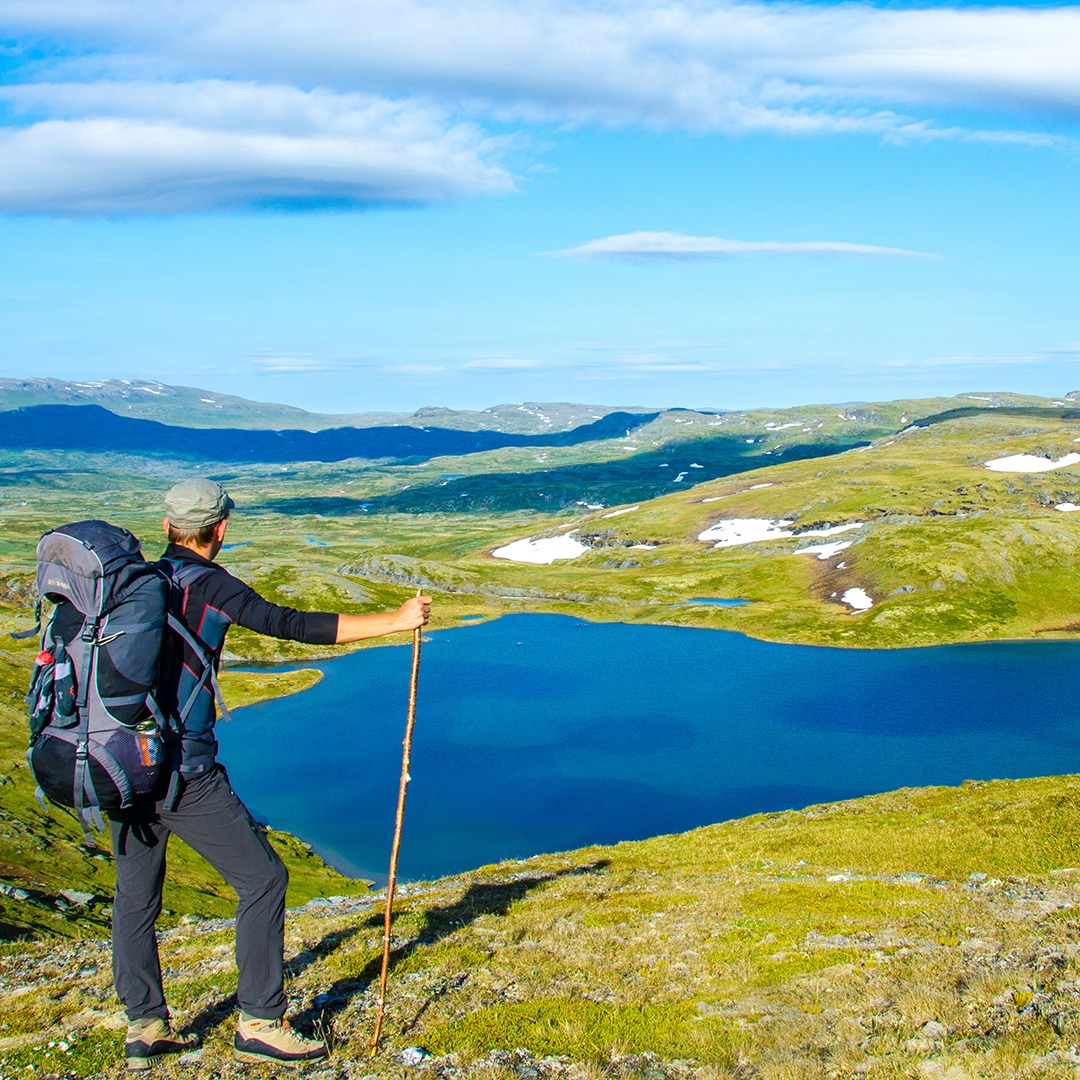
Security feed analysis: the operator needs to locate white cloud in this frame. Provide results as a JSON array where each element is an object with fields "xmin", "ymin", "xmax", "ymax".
[
  {"xmin": 2, "ymin": 1, "xmax": 1078, "ymax": 213},
  {"xmin": 548, "ymin": 231, "xmax": 943, "ymax": 260},
  {"xmin": 0, "ymin": 80, "xmax": 512, "ymax": 213},
  {"xmin": 7, "ymin": 1, "xmax": 1080, "ymax": 129}
]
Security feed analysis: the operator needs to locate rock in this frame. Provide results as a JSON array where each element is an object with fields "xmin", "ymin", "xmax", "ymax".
[
  {"xmin": 397, "ymin": 1046, "xmax": 431, "ymax": 1067},
  {"xmin": 60, "ymin": 889, "xmax": 95, "ymax": 907},
  {"xmin": 921, "ymin": 1020, "xmax": 948, "ymax": 1039},
  {"xmin": 917, "ymin": 1064, "xmax": 973, "ymax": 1080},
  {"xmin": 178, "ymin": 1049, "xmax": 204, "ymax": 1066},
  {"xmin": 892, "ymin": 872, "xmax": 927, "ymax": 884},
  {"xmin": 904, "ymin": 1037, "xmax": 937, "ymax": 1052}
]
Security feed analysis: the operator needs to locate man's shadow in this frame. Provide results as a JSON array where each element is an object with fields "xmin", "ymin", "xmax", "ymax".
[
  {"xmin": 296, "ymin": 859, "xmax": 610, "ymax": 1032},
  {"xmin": 185, "ymin": 859, "xmax": 609, "ymax": 1040}
]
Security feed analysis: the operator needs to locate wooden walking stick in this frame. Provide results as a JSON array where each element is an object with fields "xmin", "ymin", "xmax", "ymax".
[{"xmin": 369, "ymin": 591, "xmax": 424, "ymax": 1057}]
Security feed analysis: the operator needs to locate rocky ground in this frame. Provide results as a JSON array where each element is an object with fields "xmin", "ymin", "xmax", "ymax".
[{"xmin": 7, "ymin": 777, "xmax": 1080, "ymax": 1079}]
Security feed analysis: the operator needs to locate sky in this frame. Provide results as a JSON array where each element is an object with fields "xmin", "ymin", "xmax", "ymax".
[{"xmin": 1, "ymin": 0, "xmax": 1079, "ymax": 416}]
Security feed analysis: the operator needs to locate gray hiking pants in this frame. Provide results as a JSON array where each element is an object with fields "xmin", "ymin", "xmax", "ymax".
[{"xmin": 109, "ymin": 766, "xmax": 289, "ymax": 1022}]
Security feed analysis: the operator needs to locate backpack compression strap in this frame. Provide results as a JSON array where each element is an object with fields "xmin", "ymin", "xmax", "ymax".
[
  {"xmin": 9, "ymin": 601, "xmax": 42, "ymax": 640},
  {"xmin": 159, "ymin": 614, "xmax": 233, "ymax": 726}
]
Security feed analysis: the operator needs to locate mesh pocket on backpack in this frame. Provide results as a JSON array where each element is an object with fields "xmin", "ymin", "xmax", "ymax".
[{"xmin": 104, "ymin": 727, "xmax": 163, "ymax": 797}]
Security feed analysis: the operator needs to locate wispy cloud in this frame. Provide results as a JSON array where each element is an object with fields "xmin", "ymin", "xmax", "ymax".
[
  {"xmin": 2, "ymin": 1, "xmax": 1078, "ymax": 214},
  {"xmin": 250, "ymin": 353, "xmax": 337, "ymax": 374},
  {"xmin": 386, "ymin": 363, "xmax": 449, "ymax": 375},
  {"xmin": 462, "ymin": 358, "xmax": 545, "ymax": 370},
  {"xmin": 548, "ymin": 231, "xmax": 944, "ymax": 261}
]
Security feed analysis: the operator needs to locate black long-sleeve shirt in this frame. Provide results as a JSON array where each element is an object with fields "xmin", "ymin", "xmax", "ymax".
[
  {"xmin": 161, "ymin": 543, "xmax": 338, "ymax": 648},
  {"xmin": 158, "ymin": 544, "xmax": 339, "ymax": 774}
]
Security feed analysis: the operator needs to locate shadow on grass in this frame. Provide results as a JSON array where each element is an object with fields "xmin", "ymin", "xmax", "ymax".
[
  {"xmin": 182, "ymin": 859, "xmax": 609, "ymax": 1042},
  {"xmin": 295, "ymin": 859, "xmax": 612, "ymax": 1033},
  {"xmin": 256, "ymin": 439, "xmax": 866, "ymax": 516},
  {"xmin": 183, "ymin": 924, "xmax": 366, "ymax": 1039}
]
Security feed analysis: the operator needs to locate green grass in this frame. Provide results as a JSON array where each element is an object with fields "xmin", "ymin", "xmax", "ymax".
[
  {"xmin": 424, "ymin": 998, "xmax": 748, "ymax": 1061},
  {"xmin": 4, "ymin": 395, "xmax": 1080, "ymax": 1075}
]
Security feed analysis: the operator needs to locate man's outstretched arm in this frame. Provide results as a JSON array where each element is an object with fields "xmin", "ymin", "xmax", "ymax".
[{"xmin": 335, "ymin": 594, "xmax": 432, "ymax": 643}]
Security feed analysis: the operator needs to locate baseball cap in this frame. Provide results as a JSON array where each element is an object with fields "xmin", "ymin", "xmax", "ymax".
[{"xmin": 164, "ymin": 479, "xmax": 235, "ymax": 529}]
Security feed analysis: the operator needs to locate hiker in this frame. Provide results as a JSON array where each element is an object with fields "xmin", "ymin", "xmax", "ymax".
[{"xmin": 113, "ymin": 479, "xmax": 431, "ymax": 1071}]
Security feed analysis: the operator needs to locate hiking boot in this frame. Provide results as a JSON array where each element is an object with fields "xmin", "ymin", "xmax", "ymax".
[
  {"xmin": 125, "ymin": 1016, "xmax": 200, "ymax": 1071},
  {"xmin": 234, "ymin": 1013, "xmax": 329, "ymax": 1067}
]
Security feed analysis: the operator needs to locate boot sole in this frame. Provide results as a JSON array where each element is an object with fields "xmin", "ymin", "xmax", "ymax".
[
  {"xmin": 234, "ymin": 1048, "xmax": 327, "ymax": 1068},
  {"xmin": 126, "ymin": 1041, "xmax": 200, "ymax": 1070}
]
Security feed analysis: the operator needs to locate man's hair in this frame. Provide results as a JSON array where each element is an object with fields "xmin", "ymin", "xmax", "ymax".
[{"xmin": 167, "ymin": 518, "xmax": 224, "ymax": 547}]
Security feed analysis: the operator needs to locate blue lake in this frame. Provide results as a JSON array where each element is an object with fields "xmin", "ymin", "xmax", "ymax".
[{"xmin": 216, "ymin": 615, "xmax": 1080, "ymax": 883}]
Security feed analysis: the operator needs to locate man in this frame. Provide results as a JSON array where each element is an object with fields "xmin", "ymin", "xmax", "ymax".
[{"xmin": 112, "ymin": 479, "xmax": 431, "ymax": 1071}]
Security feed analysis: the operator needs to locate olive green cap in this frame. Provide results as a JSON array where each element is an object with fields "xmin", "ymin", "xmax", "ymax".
[{"xmin": 164, "ymin": 479, "xmax": 235, "ymax": 529}]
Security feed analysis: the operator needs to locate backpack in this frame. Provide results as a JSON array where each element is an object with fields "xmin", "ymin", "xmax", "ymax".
[{"xmin": 15, "ymin": 520, "xmax": 224, "ymax": 844}]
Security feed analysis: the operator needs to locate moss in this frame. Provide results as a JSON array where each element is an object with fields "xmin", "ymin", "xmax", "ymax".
[{"xmin": 423, "ymin": 997, "xmax": 747, "ymax": 1062}]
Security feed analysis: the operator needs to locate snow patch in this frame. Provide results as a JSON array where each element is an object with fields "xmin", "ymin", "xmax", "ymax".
[
  {"xmin": 797, "ymin": 540, "xmax": 853, "ymax": 560},
  {"xmin": 491, "ymin": 532, "xmax": 590, "ymax": 564},
  {"xmin": 1056, "ymin": 503, "xmax": 1080, "ymax": 512},
  {"xmin": 842, "ymin": 588, "xmax": 874, "ymax": 612},
  {"xmin": 698, "ymin": 518, "xmax": 864, "ymax": 549},
  {"xmin": 603, "ymin": 506, "xmax": 639, "ymax": 518},
  {"xmin": 800, "ymin": 522, "xmax": 864, "ymax": 538},
  {"xmin": 984, "ymin": 453, "xmax": 1080, "ymax": 473},
  {"xmin": 697, "ymin": 518, "xmax": 796, "ymax": 547}
]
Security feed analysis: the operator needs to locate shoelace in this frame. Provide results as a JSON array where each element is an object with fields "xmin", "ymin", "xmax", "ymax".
[{"xmin": 247, "ymin": 1019, "xmax": 318, "ymax": 1049}]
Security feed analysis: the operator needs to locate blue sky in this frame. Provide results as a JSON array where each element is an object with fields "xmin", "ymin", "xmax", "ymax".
[{"xmin": 1, "ymin": 0, "xmax": 1078, "ymax": 415}]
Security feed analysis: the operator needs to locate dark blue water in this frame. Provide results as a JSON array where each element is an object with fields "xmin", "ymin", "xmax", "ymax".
[{"xmin": 216, "ymin": 615, "xmax": 1080, "ymax": 883}]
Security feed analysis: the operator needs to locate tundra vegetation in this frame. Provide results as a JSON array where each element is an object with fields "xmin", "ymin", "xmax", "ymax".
[{"xmin": 2, "ymin": 385, "xmax": 1080, "ymax": 1076}]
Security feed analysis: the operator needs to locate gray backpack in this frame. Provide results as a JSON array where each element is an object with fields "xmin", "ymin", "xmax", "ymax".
[{"xmin": 17, "ymin": 521, "xmax": 218, "ymax": 843}]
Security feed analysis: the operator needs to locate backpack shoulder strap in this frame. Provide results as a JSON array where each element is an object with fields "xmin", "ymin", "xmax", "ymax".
[{"xmin": 154, "ymin": 559, "xmax": 233, "ymax": 725}]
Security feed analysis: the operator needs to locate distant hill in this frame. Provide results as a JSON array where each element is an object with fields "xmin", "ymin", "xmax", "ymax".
[
  {"xmin": 0, "ymin": 403, "xmax": 661, "ymax": 463},
  {"xmin": 0, "ymin": 378, "xmax": 654, "ymax": 434}
]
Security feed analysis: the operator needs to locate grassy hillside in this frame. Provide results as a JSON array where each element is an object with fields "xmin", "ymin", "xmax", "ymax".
[
  {"xmin": 5, "ymin": 775, "xmax": 1080, "ymax": 1077},
  {"xmin": 4, "ymin": 400, "xmax": 1080, "ymax": 655},
  {"xmin": 2, "ymin": 393, "xmax": 1080, "ymax": 1073},
  {"xmin": 441, "ymin": 406, "xmax": 1080, "ymax": 649}
]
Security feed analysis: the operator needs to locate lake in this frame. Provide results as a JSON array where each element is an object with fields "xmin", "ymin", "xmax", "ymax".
[{"xmin": 216, "ymin": 615, "xmax": 1080, "ymax": 883}]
